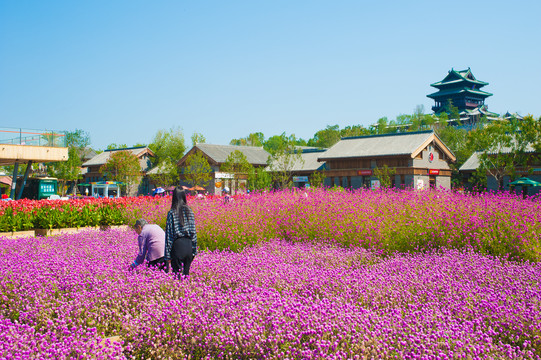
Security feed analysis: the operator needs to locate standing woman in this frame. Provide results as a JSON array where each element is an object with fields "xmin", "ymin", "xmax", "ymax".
[{"xmin": 165, "ymin": 187, "xmax": 197, "ymax": 278}]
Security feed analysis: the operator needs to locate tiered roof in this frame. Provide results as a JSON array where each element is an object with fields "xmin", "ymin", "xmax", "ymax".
[{"xmin": 427, "ymin": 68, "xmax": 492, "ymax": 101}]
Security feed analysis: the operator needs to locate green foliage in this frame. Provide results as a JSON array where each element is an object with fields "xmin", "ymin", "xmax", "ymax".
[
  {"xmin": 48, "ymin": 129, "xmax": 90, "ymax": 195},
  {"xmin": 340, "ymin": 125, "xmax": 370, "ymax": 138},
  {"xmin": 266, "ymin": 133, "xmax": 304, "ymax": 189},
  {"xmin": 247, "ymin": 167, "xmax": 272, "ymax": 192},
  {"xmin": 373, "ymin": 165, "xmax": 396, "ymax": 188},
  {"xmin": 475, "ymin": 118, "xmax": 536, "ymax": 189},
  {"xmin": 221, "ymin": 150, "xmax": 253, "ymax": 180},
  {"xmin": 445, "ymin": 99, "xmax": 460, "ymax": 122},
  {"xmin": 106, "ymin": 143, "xmax": 128, "ymax": 150},
  {"xmin": 230, "ymin": 132, "xmax": 265, "ymax": 147},
  {"xmin": 148, "ymin": 127, "xmax": 186, "ymax": 166},
  {"xmin": 49, "ymin": 147, "xmax": 82, "ymax": 195},
  {"xmin": 100, "ymin": 151, "xmax": 141, "ymax": 196},
  {"xmin": 149, "ymin": 158, "xmax": 178, "ymax": 188},
  {"xmin": 309, "ymin": 170, "xmax": 326, "ymax": 188},
  {"xmin": 307, "ymin": 125, "xmax": 341, "ymax": 148},
  {"xmin": 65, "ymin": 129, "xmax": 90, "ymax": 149},
  {"xmin": 0, "ymin": 207, "xmax": 34, "ymax": 232},
  {"xmin": 183, "ymin": 151, "xmax": 212, "ymax": 188},
  {"xmin": 191, "ymin": 132, "xmax": 206, "ymax": 147}
]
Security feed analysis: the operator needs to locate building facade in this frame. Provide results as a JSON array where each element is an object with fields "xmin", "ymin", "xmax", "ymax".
[
  {"xmin": 318, "ymin": 131, "xmax": 456, "ymax": 190},
  {"xmin": 82, "ymin": 146, "xmax": 155, "ymax": 196},
  {"xmin": 177, "ymin": 144, "xmax": 270, "ymax": 195},
  {"xmin": 459, "ymin": 148, "xmax": 541, "ymax": 195}
]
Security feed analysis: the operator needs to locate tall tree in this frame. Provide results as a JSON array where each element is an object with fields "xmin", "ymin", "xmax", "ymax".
[
  {"xmin": 49, "ymin": 147, "xmax": 82, "ymax": 195},
  {"xmin": 373, "ymin": 165, "xmax": 396, "ymax": 188},
  {"xmin": 48, "ymin": 129, "xmax": 91, "ymax": 195},
  {"xmin": 309, "ymin": 170, "xmax": 327, "ymax": 188},
  {"xmin": 266, "ymin": 134, "xmax": 304, "ymax": 189},
  {"xmin": 148, "ymin": 158, "xmax": 178, "ymax": 188},
  {"xmin": 222, "ymin": 150, "xmax": 254, "ymax": 190},
  {"xmin": 307, "ymin": 125, "xmax": 341, "ymax": 148},
  {"xmin": 475, "ymin": 118, "xmax": 534, "ymax": 190},
  {"xmin": 106, "ymin": 143, "xmax": 128, "ymax": 150},
  {"xmin": 340, "ymin": 125, "xmax": 370, "ymax": 138},
  {"xmin": 183, "ymin": 151, "xmax": 212, "ymax": 189},
  {"xmin": 100, "ymin": 151, "xmax": 141, "ymax": 196},
  {"xmin": 148, "ymin": 126, "xmax": 186, "ymax": 166},
  {"xmin": 247, "ymin": 167, "xmax": 272, "ymax": 192},
  {"xmin": 191, "ymin": 132, "xmax": 206, "ymax": 147},
  {"xmin": 230, "ymin": 132, "xmax": 265, "ymax": 147}
]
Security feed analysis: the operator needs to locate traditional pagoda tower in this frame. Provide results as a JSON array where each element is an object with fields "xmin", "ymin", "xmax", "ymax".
[
  {"xmin": 427, "ymin": 68, "xmax": 493, "ymax": 114},
  {"xmin": 427, "ymin": 68, "xmax": 500, "ymax": 127}
]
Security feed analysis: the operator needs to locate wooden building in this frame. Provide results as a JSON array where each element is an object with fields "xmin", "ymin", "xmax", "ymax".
[
  {"xmin": 318, "ymin": 131, "xmax": 456, "ymax": 189},
  {"xmin": 177, "ymin": 144, "xmax": 270, "ymax": 195},
  {"xmin": 266, "ymin": 147, "xmax": 327, "ymax": 188},
  {"xmin": 459, "ymin": 145, "xmax": 541, "ymax": 195},
  {"xmin": 82, "ymin": 146, "xmax": 155, "ymax": 196}
]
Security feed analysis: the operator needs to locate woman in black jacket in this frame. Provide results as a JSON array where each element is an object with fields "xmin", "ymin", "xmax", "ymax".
[{"xmin": 164, "ymin": 187, "xmax": 197, "ymax": 278}]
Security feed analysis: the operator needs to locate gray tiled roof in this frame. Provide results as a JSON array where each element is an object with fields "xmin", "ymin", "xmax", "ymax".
[
  {"xmin": 319, "ymin": 131, "xmax": 435, "ymax": 160},
  {"xmin": 195, "ymin": 144, "xmax": 270, "ymax": 165},
  {"xmin": 82, "ymin": 147, "xmax": 152, "ymax": 168},
  {"xmin": 460, "ymin": 143, "xmax": 537, "ymax": 172},
  {"xmin": 459, "ymin": 152, "xmax": 481, "ymax": 171}
]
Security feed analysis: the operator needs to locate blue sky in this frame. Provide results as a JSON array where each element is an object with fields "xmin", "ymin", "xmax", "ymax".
[{"xmin": 1, "ymin": 0, "xmax": 540, "ymax": 150}]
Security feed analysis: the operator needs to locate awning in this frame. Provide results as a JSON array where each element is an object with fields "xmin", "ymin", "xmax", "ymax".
[{"xmin": 0, "ymin": 176, "xmax": 12, "ymax": 186}]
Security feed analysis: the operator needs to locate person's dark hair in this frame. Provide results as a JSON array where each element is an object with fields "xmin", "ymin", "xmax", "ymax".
[{"xmin": 171, "ymin": 187, "xmax": 190, "ymax": 226}]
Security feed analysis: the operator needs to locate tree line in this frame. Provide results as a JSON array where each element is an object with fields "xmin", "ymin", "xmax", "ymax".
[{"xmin": 2, "ymin": 106, "xmax": 540, "ymax": 195}]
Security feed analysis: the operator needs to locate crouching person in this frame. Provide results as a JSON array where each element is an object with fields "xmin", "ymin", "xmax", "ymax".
[{"xmin": 130, "ymin": 219, "xmax": 166, "ymax": 270}]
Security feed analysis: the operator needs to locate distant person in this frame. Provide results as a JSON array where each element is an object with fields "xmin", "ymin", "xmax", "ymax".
[
  {"xmin": 130, "ymin": 219, "xmax": 166, "ymax": 270},
  {"xmin": 164, "ymin": 187, "xmax": 197, "ymax": 279},
  {"xmin": 223, "ymin": 186, "xmax": 231, "ymax": 204}
]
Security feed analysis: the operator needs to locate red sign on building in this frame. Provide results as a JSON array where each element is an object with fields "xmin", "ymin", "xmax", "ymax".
[
  {"xmin": 429, "ymin": 169, "xmax": 440, "ymax": 175},
  {"xmin": 358, "ymin": 170, "xmax": 372, "ymax": 176}
]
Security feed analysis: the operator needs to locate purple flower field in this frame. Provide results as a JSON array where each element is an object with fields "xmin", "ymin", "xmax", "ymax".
[{"xmin": 1, "ymin": 225, "xmax": 540, "ymax": 359}]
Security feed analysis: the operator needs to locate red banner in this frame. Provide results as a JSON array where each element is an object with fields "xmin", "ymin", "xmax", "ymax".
[
  {"xmin": 429, "ymin": 169, "xmax": 440, "ymax": 175},
  {"xmin": 358, "ymin": 170, "xmax": 372, "ymax": 176}
]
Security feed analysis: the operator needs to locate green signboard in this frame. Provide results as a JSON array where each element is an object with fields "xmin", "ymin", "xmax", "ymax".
[{"xmin": 38, "ymin": 180, "xmax": 57, "ymax": 199}]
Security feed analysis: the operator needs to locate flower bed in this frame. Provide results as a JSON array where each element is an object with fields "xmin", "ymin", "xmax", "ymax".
[
  {"xmin": 0, "ymin": 197, "xmax": 164, "ymax": 233},
  {"xmin": 0, "ymin": 230, "xmax": 539, "ymax": 359},
  {"xmin": 2, "ymin": 189, "xmax": 541, "ymax": 262},
  {"xmin": 191, "ymin": 189, "xmax": 541, "ymax": 262}
]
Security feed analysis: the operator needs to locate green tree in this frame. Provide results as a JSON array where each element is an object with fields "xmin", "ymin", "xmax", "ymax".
[
  {"xmin": 370, "ymin": 117, "xmax": 391, "ymax": 135},
  {"xmin": 100, "ymin": 151, "xmax": 141, "ymax": 196},
  {"xmin": 222, "ymin": 150, "xmax": 254, "ymax": 185},
  {"xmin": 148, "ymin": 127, "xmax": 186, "ymax": 166},
  {"xmin": 264, "ymin": 132, "xmax": 306, "ymax": 155},
  {"xmin": 149, "ymin": 158, "xmax": 178, "ymax": 188},
  {"xmin": 267, "ymin": 134, "xmax": 304, "ymax": 189},
  {"xmin": 340, "ymin": 125, "xmax": 370, "ymax": 138},
  {"xmin": 247, "ymin": 167, "xmax": 272, "ymax": 192},
  {"xmin": 309, "ymin": 169, "xmax": 327, "ymax": 188},
  {"xmin": 307, "ymin": 125, "xmax": 341, "ymax": 148},
  {"xmin": 49, "ymin": 147, "xmax": 82, "ymax": 195},
  {"xmin": 48, "ymin": 129, "xmax": 91, "ymax": 195},
  {"xmin": 191, "ymin": 132, "xmax": 206, "ymax": 147},
  {"xmin": 230, "ymin": 132, "xmax": 265, "ymax": 147},
  {"xmin": 106, "ymin": 143, "xmax": 128, "ymax": 150},
  {"xmin": 475, "ymin": 118, "xmax": 535, "ymax": 190},
  {"xmin": 373, "ymin": 165, "xmax": 396, "ymax": 188},
  {"xmin": 183, "ymin": 151, "xmax": 212, "ymax": 188}
]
